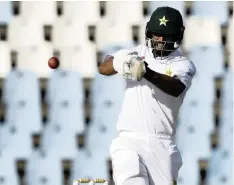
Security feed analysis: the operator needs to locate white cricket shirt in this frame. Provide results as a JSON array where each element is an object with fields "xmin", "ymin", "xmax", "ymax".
[{"xmin": 113, "ymin": 44, "xmax": 196, "ymax": 137}]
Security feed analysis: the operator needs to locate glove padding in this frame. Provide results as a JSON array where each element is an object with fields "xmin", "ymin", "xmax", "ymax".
[{"xmin": 113, "ymin": 50, "xmax": 146, "ymax": 81}]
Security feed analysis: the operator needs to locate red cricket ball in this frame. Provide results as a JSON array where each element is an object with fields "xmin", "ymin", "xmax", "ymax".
[{"xmin": 48, "ymin": 57, "xmax": 60, "ymax": 69}]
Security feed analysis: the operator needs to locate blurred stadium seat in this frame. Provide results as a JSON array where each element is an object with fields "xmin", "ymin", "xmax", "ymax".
[
  {"xmin": 139, "ymin": 16, "xmax": 150, "ymax": 45},
  {"xmin": 0, "ymin": 43, "xmax": 10, "ymax": 78},
  {"xmin": 40, "ymin": 122, "xmax": 77, "ymax": 159},
  {"xmin": 26, "ymin": 150, "xmax": 63, "ymax": 185},
  {"xmin": 9, "ymin": 17, "xmax": 45, "ymax": 48},
  {"xmin": 207, "ymin": 148, "xmax": 233, "ymax": 185},
  {"xmin": 59, "ymin": 44, "xmax": 97, "ymax": 78},
  {"xmin": 0, "ymin": 1, "xmax": 12, "ymax": 23},
  {"xmin": 46, "ymin": 70, "xmax": 85, "ymax": 134},
  {"xmin": 148, "ymin": 1, "xmax": 186, "ymax": 20},
  {"xmin": 0, "ymin": 123, "xmax": 32, "ymax": 159},
  {"xmin": 16, "ymin": 45, "xmax": 53, "ymax": 77},
  {"xmin": 178, "ymin": 159, "xmax": 199, "ymax": 185},
  {"xmin": 20, "ymin": 2, "xmax": 56, "ymax": 25},
  {"xmin": 88, "ymin": 73, "xmax": 125, "ymax": 155},
  {"xmin": 219, "ymin": 69, "xmax": 233, "ymax": 152},
  {"xmin": 63, "ymin": 1, "xmax": 100, "ymax": 25},
  {"xmin": 3, "ymin": 70, "xmax": 42, "ymax": 133},
  {"xmin": 227, "ymin": 18, "xmax": 233, "ymax": 54},
  {"xmin": 96, "ymin": 18, "xmax": 134, "ymax": 50},
  {"xmin": 0, "ymin": 152, "xmax": 18, "ymax": 185},
  {"xmin": 53, "ymin": 17, "xmax": 91, "ymax": 48},
  {"xmin": 71, "ymin": 147, "xmax": 109, "ymax": 181},
  {"xmin": 183, "ymin": 16, "xmax": 222, "ymax": 51},
  {"xmin": 192, "ymin": 1, "xmax": 229, "ymax": 26},
  {"xmin": 184, "ymin": 46, "xmax": 225, "ymax": 105},
  {"xmin": 106, "ymin": 1, "xmax": 143, "ymax": 24},
  {"xmin": 188, "ymin": 46, "xmax": 224, "ymax": 77}
]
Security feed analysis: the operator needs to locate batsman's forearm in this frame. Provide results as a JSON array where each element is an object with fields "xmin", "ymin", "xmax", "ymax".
[
  {"xmin": 98, "ymin": 55, "xmax": 117, "ymax": 76},
  {"xmin": 143, "ymin": 66, "xmax": 186, "ymax": 97}
]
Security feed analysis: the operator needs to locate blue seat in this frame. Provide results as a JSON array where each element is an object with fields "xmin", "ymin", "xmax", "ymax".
[
  {"xmin": 26, "ymin": 150, "xmax": 63, "ymax": 185},
  {"xmin": 71, "ymin": 148, "xmax": 109, "ymax": 181},
  {"xmin": 0, "ymin": 123, "xmax": 32, "ymax": 159},
  {"xmin": 220, "ymin": 69, "xmax": 233, "ymax": 109},
  {"xmin": 207, "ymin": 148, "xmax": 233, "ymax": 185},
  {"xmin": 91, "ymin": 73, "xmax": 125, "ymax": 124},
  {"xmin": 3, "ymin": 69, "xmax": 41, "ymax": 105},
  {"xmin": 40, "ymin": 122, "xmax": 78, "ymax": 159},
  {"xmin": 178, "ymin": 158, "xmax": 199, "ymax": 185},
  {"xmin": 186, "ymin": 46, "xmax": 224, "ymax": 104},
  {"xmin": 177, "ymin": 103, "xmax": 213, "ymax": 159},
  {"xmin": 0, "ymin": 152, "xmax": 18, "ymax": 185},
  {"xmin": 47, "ymin": 69, "xmax": 83, "ymax": 105},
  {"xmin": 192, "ymin": 1, "xmax": 229, "ymax": 26},
  {"xmin": 0, "ymin": 2, "xmax": 12, "ymax": 23},
  {"xmin": 148, "ymin": 1, "xmax": 186, "ymax": 20},
  {"xmin": 188, "ymin": 46, "xmax": 224, "ymax": 78},
  {"xmin": 47, "ymin": 70, "xmax": 85, "ymax": 134},
  {"xmin": 3, "ymin": 70, "xmax": 42, "ymax": 133},
  {"xmin": 219, "ymin": 70, "xmax": 233, "ymax": 152}
]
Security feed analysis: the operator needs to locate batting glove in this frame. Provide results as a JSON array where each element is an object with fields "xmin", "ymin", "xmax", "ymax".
[{"xmin": 113, "ymin": 50, "xmax": 146, "ymax": 81}]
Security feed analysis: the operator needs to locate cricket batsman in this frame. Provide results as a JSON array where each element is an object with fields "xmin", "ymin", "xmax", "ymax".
[{"xmin": 98, "ymin": 6, "xmax": 196, "ymax": 185}]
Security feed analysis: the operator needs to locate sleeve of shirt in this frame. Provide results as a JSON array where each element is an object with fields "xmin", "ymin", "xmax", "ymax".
[{"xmin": 171, "ymin": 60, "xmax": 196, "ymax": 88}]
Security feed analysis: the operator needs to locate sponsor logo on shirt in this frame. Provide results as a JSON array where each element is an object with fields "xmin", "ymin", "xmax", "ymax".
[{"xmin": 165, "ymin": 68, "xmax": 172, "ymax": 77}]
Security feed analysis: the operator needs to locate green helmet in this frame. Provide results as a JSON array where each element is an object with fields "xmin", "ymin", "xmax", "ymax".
[{"xmin": 145, "ymin": 6, "xmax": 185, "ymax": 58}]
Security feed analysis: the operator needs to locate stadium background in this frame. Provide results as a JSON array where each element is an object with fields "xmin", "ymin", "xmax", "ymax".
[{"xmin": 0, "ymin": 1, "xmax": 233, "ymax": 185}]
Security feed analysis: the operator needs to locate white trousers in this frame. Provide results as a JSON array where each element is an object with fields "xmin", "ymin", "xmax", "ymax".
[{"xmin": 109, "ymin": 132, "xmax": 183, "ymax": 185}]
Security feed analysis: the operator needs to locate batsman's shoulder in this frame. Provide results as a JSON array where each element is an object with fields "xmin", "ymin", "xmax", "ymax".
[
  {"xmin": 130, "ymin": 44, "xmax": 146, "ymax": 55},
  {"xmin": 181, "ymin": 58, "xmax": 197, "ymax": 77},
  {"xmin": 173, "ymin": 55, "xmax": 197, "ymax": 77}
]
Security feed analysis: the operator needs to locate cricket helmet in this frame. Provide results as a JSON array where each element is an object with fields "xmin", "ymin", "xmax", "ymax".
[{"xmin": 145, "ymin": 6, "xmax": 185, "ymax": 58}]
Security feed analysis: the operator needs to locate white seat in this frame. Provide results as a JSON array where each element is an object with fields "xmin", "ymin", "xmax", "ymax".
[
  {"xmin": 0, "ymin": 42, "xmax": 10, "ymax": 78},
  {"xmin": 148, "ymin": 1, "xmax": 186, "ymax": 20},
  {"xmin": 59, "ymin": 44, "xmax": 97, "ymax": 78},
  {"xmin": 63, "ymin": 1, "xmax": 100, "ymax": 25},
  {"xmin": 53, "ymin": 17, "xmax": 90, "ymax": 48},
  {"xmin": 9, "ymin": 17, "xmax": 45, "ymax": 48},
  {"xmin": 20, "ymin": 2, "xmax": 56, "ymax": 25},
  {"xmin": 0, "ymin": 153, "xmax": 18, "ymax": 185},
  {"xmin": 139, "ymin": 16, "xmax": 150, "ymax": 45},
  {"xmin": 96, "ymin": 18, "xmax": 134, "ymax": 50},
  {"xmin": 192, "ymin": 1, "xmax": 228, "ymax": 26},
  {"xmin": 41, "ymin": 123, "xmax": 78, "ymax": 159},
  {"xmin": 106, "ymin": 1, "xmax": 143, "ymax": 24},
  {"xmin": 183, "ymin": 16, "xmax": 221, "ymax": 51},
  {"xmin": 0, "ymin": 1, "xmax": 12, "ymax": 23},
  {"xmin": 26, "ymin": 150, "xmax": 63, "ymax": 185},
  {"xmin": 16, "ymin": 44, "xmax": 53, "ymax": 77}
]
